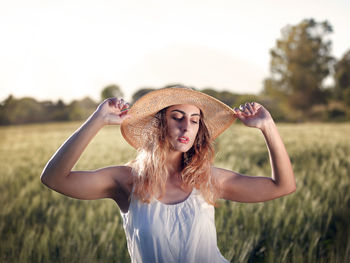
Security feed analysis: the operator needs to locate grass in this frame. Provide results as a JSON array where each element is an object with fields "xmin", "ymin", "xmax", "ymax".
[{"xmin": 0, "ymin": 121, "xmax": 349, "ymax": 262}]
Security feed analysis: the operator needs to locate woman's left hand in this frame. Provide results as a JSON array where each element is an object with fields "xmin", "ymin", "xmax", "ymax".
[{"xmin": 233, "ymin": 102, "xmax": 273, "ymax": 129}]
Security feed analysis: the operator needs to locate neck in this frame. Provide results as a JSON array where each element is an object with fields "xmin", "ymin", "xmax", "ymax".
[{"xmin": 165, "ymin": 150, "xmax": 183, "ymax": 176}]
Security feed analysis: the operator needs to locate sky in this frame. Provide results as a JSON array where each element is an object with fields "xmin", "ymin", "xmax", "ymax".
[{"xmin": 0, "ymin": 0, "xmax": 349, "ymax": 103}]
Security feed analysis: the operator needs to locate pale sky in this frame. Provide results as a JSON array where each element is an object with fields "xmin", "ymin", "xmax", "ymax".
[{"xmin": 0, "ymin": 0, "xmax": 349, "ymax": 103}]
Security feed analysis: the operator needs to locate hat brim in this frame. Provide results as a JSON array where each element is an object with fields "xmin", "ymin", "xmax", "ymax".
[{"xmin": 121, "ymin": 88, "xmax": 236, "ymax": 149}]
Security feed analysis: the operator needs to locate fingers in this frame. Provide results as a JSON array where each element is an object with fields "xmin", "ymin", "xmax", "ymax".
[
  {"xmin": 117, "ymin": 98, "xmax": 124, "ymax": 110},
  {"xmin": 115, "ymin": 98, "xmax": 125, "ymax": 110},
  {"xmin": 234, "ymin": 102, "xmax": 257, "ymax": 116},
  {"xmin": 123, "ymin": 102, "xmax": 130, "ymax": 110},
  {"xmin": 107, "ymin": 97, "xmax": 117, "ymax": 106},
  {"xmin": 107, "ymin": 97, "xmax": 130, "ymax": 111}
]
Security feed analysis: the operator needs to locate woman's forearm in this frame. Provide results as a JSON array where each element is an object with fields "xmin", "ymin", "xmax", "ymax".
[
  {"xmin": 41, "ymin": 112, "xmax": 105, "ymax": 185},
  {"xmin": 260, "ymin": 120, "xmax": 296, "ymax": 193}
]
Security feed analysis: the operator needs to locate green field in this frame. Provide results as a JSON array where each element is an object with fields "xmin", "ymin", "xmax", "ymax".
[{"xmin": 1, "ymin": 122, "xmax": 350, "ymax": 262}]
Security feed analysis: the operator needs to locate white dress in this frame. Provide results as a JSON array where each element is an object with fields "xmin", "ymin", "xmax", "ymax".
[{"xmin": 120, "ymin": 188, "xmax": 229, "ymax": 263}]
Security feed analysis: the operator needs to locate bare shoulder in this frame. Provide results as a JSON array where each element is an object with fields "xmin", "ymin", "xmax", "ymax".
[
  {"xmin": 211, "ymin": 166, "xmax": 240, "ymax": 185},
  {"xmin": 211, "ymin": 166, "xmax": 258, "ymax": 201},
  {"xmin": 90, "ymin": 165, "xmax": 135, "ymax": 199}
]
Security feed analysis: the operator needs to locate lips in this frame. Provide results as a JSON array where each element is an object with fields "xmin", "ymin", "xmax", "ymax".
[{"xmin": 178, "ymin": 136, "xmax": 190, "ymax": 144}]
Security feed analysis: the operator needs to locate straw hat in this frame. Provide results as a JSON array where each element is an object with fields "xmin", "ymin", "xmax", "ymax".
[{"xmin": 121, "ymin": 86, "xmax": 236, "ymax": 149}]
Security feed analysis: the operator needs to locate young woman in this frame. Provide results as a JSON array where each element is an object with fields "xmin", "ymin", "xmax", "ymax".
[{"xmin": 41, "ymin": 86, "xmax": 296, "ymax": 262}]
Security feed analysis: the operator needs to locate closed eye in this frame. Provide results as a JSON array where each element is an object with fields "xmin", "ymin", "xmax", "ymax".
[
  {"xmin": 172, "ymin": 117, "xmax": 183, "ymax": 121},
  {"xmin": 172, "ymin": 116, "xmax": 199, "ymax": 124}
]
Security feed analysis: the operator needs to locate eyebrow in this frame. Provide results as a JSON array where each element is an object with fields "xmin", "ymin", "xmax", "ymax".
[{"xmin": 171, "ymin": 109, "xmax": 201, "ymax": 117}]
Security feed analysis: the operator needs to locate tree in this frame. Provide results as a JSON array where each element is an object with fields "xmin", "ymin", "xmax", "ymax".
[
  {"xmin": 0, "ymin": 95, "xmax": 15, "ymax": 124},
  {"xmin": 101, "ymin": 84, "xmax": 123, "ymax": 101},
  {"xmin": 264, "ymin": 19, "xmax": 334, "ymax": 117},
  {"xmin": 334, "ymin": 49, "xmax": 350, "ymax": 106},
  {"xmin": 67, "ymin": 97, "xmax": 97, "ymax": 121},
  {"xmin": 0, "ymin": 96, "xmax": 46, "ymax": 124},
  {"xmin": 200, "ymin": 88, "xmax": 239, "ymax": 108},
  {"xmin": 131, "ymin": 88, "xmax": 156, "ymax": 104},
  {"xmin": 50, "ymin": 99, "xmax": 68, "ymax": 121}
]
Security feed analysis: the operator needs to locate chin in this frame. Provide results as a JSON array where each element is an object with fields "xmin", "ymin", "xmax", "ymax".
[{"xmin": 171, "ymin": 142, "xmax": 194, "ymax": 153}]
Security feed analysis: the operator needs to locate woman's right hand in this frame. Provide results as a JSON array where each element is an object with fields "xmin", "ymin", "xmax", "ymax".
[{"xmin": 94, "ymin": 97, "xmax": 131, "ymax": 125}]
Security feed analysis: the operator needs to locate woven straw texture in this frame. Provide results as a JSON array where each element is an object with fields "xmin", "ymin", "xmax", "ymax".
[{"xmin": 121, "ymin": 88, "xmax": 236, "ymax": 149}]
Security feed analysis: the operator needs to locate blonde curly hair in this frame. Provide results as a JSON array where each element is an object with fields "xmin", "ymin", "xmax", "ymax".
[{"xmin": 127, "ymin": 106, "xmax": 220, "ymax": 206}]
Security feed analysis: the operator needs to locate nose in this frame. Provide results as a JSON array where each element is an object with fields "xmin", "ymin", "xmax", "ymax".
[{"xmin": 181, "ymin": 118, "xmax": 191, "ymax": 132}]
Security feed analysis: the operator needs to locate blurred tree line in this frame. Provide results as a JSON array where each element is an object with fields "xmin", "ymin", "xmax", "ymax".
[
  {"xmin": 263, "ymin": 18, "xmax": 350, "ymax": 121},
  {"xmin": 0, "ymin": 95, "xmax": 97, "ymax": 125},
  {"xmin": 0, "ymin": 84, "xmax": 122, "ymax": 125},
  {"xmin": 1, "ymin": 18, "xmax": 349, "ymax": 125}
]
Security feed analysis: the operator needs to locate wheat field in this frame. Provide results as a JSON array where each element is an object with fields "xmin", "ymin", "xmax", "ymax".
[{"xmin": 1, "ymin": 122, "xmax": 349, "ymax": 262}]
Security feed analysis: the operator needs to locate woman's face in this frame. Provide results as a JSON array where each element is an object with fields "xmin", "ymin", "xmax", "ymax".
[{"xmin": 165, "ymin": 104, "xmax": 201, "ymax": 152}]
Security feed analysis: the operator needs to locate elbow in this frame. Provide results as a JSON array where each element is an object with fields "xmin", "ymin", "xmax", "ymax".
[
  {"xmin": 291, "ymin": 180, "xmax": 297, "ymax": 192},
  {"xmin": 40, "ymin": 169, "xmax": 56, "ymax": 189},
  {"xmin": 40, "ymin": 168, "xmax": 69, "ymax": 190},
  {"xmin": 287, "ymin": 185, "xmax": 296, "ymax": 194},
  {"xmin": 276, "ymin": 171, "xmax": 296, "ymax": 196},
  {"xmin": 273, "ymin": 185, "xmax": 296, "ymax": 200},
  {"xmin": 284, "ymin": 182, "xmax": 297, "ymax": 196},
  {"xmin": 40, "ymin": 162, "xmax": 58, "ymax": 188},
  {"xmin": 289, "ymin": 176, "xmax": 297, "ymax": 193},
  {"xmin": 274, "ymin": 181, "xmax": 296, "ymax": 198},
  {"xmin": 40, "ymin": 171, "xmax": 50, "ymax": 187}
]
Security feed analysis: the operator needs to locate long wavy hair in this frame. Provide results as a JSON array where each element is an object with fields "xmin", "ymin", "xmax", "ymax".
[{"xmin": 127, "ymin": 106, "xmax": 220, "ymax": 206}]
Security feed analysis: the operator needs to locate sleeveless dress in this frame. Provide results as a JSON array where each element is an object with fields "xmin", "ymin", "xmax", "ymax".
[{"xmin": 120, "ymin": 188, "xmax": 229, "ymax": 263}]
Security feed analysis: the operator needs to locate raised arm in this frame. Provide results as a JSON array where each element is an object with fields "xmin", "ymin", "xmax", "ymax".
[
  {"xmin": 214, "ymin": 102, "xmax": 296, "ymax": 203},
  {"xmin": 40, "ymin": 98, "xmax": 133, "ymax": 205}
]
